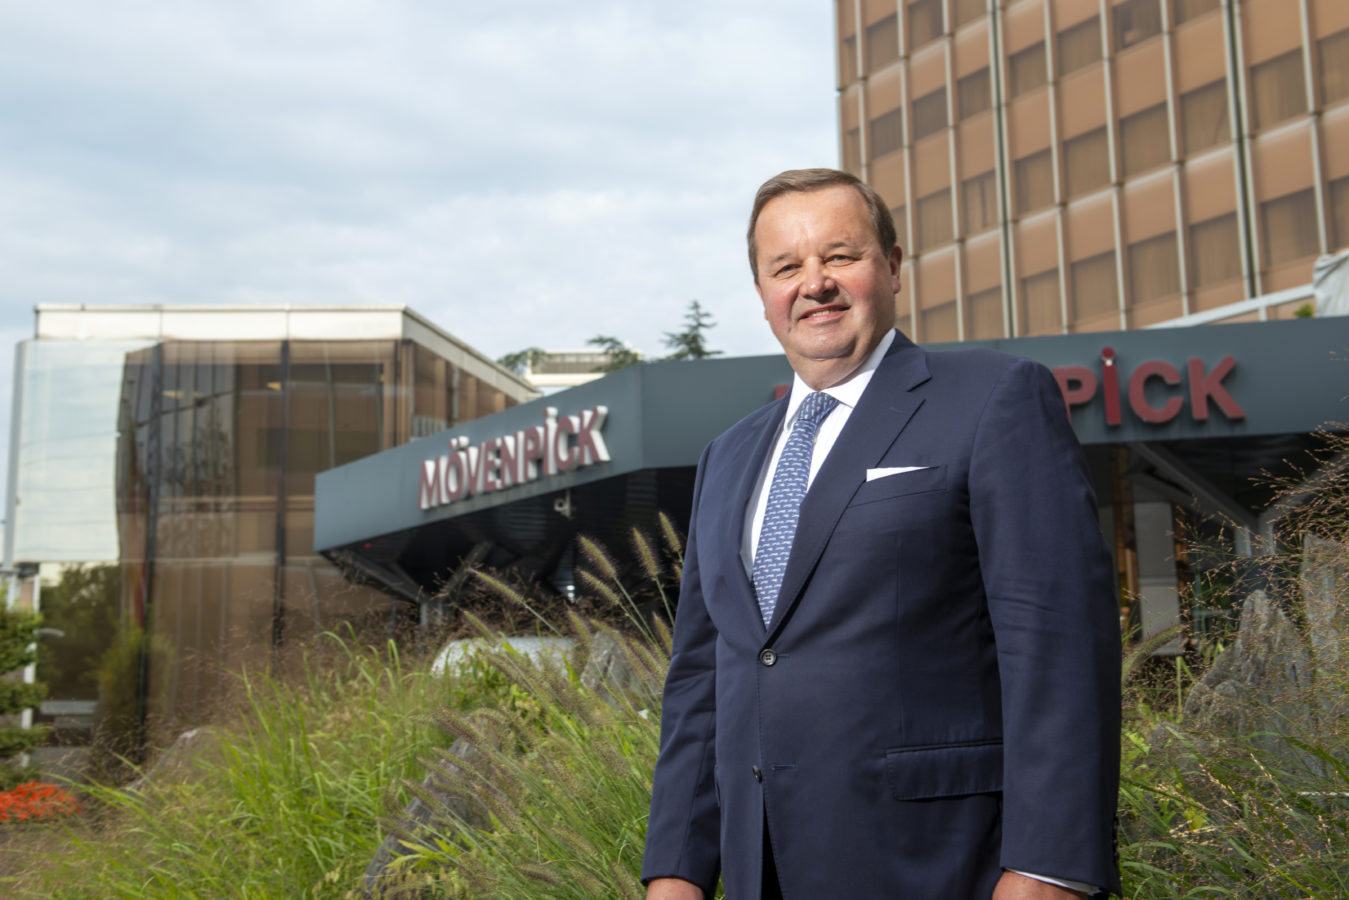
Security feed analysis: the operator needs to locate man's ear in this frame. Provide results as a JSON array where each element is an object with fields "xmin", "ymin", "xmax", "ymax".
[
  {"xmin": 755, "ymin": 279, "xmax": 767, "ymax": 319},
  {"xmin": 888, "ymin": 245, "xmax": 904, "ymax": 293}
]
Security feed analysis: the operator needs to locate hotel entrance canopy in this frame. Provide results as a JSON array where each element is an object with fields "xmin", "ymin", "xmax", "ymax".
[{"xmin": 315, "ymin": 317, "xmax": 1349, "ymax": 605}]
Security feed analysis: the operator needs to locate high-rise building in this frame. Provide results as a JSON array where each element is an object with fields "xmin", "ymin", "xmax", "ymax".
[{"xmin": 835, "ymin": 0, "xmax": 1349, "ymax": 339}]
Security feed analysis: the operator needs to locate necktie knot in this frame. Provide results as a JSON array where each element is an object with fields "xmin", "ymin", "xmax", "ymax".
[{"xmin": 796, "ymin": 391, "xmax": 839, "ymax": 430}]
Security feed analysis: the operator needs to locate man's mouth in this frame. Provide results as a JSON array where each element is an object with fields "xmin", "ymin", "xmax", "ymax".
[{"xmin": 800, "ymin": 305, "xmax": 846, "ymax": 321}]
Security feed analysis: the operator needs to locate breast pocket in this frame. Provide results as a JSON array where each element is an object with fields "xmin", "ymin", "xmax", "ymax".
[{"xmin": 850, "ymin": 464, "xmax": 948, "ymax": 507}]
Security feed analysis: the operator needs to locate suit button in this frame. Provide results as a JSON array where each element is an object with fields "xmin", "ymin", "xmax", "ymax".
[
  {"xmin": 752, "ymin": 766, "xmax": 763, "ymax": 782},
  {"xmin": 759, "ymin": 649, "xmax": 777, "ymax": 667}
]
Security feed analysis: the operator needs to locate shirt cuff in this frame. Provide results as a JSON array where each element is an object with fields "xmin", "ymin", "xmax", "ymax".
[{"xmin": 1008, "ymin": 869, "xmax": 1098, "ymax": 895}]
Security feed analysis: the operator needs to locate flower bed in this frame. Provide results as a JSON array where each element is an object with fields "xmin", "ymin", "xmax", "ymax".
[{"xmin": 0, "ymin": 782, "xmax": 80, "ymax": 823}]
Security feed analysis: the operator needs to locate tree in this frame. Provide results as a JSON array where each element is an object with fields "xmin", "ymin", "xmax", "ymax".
[
  {"xmin": 661, "ymin": 300, "xmax": 722, "ymax": 361},
  {"xmin": 0, "ymin": 605, "xmax": 48, "ymax": 789},
  {"xmin": 587, "ymin": 336, "xmax": 641, "ymax": 373},
  {"xmin": 35, "ymin": 563, "xmax": 120, "ymax": 701},
  {"xmin": 496, "ymin": 347, "xmax": 547, "ymax": 376}
]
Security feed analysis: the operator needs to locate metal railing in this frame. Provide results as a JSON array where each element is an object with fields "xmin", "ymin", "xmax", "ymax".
[{"xmin": 1145, "ymin": 283, "xmax": 1315, "ymax": 329}]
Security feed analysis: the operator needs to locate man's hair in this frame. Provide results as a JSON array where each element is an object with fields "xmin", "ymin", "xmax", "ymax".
[{"xmin": 746, "ymin": 168, "xmax": 898, "ymax": 280}]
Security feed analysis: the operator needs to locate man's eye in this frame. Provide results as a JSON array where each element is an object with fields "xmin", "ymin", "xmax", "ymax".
[
  {"xmin": 774, "ymin": 264, "xmax": 799, "ymax": 276},
  {"xmin": 828, "ymin": 255, "xmax": 855, "ymax": 263}
]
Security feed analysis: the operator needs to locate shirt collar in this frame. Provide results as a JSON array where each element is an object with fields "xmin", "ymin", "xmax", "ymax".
[{"xmin": 783, "ymin": 329, "xmax": 896, "ymax": 425}]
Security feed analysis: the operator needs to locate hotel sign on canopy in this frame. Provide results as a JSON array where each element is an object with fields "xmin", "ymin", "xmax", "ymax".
[
  {"xmin": 418, "ymin": 405, "xmax": 610, "ymax": 510},
  {"xmin": 1052, "ymin": 347, "xmax": 1245, "ymax": 424}
]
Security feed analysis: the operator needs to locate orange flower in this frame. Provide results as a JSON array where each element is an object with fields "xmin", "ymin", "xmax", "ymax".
[{"xmin": 0, "ymin": 781, "xmax": 80, "ymax": 823}]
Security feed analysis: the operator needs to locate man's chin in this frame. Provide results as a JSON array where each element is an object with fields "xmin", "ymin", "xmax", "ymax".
[{"xmin": 786, "ymin": 347, "xmax": 867, "ymax": 389}]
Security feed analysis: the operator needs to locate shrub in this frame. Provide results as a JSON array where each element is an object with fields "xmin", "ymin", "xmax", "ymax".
[{"xmin": 0, "ymin": 607, "xmax": 47, "ymax": 790}]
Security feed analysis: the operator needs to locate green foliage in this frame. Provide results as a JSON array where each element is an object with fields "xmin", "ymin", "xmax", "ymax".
[
  {"xmin": 661, "ymin": 300, "xmax": 722, "ymax": 361},
  {"xmin": 90, "ymin": 626, "xmax": 174, "ymax": 777},
  {"xmin": 1117, "ymin": 432, "xmax": 1349, "ymax": 898},
  {"xmin": 495, "ymin": 347, "xmax": 546, "ymax": 376},
  {"xmin": 1294, "ymin": 302, "xmax": 1315, "ymax": 318},
  {"xmin": 34, "ymin": 563, "xmax": 120, "ymax": 699},
  {"xmin": 0, "ymin": 606, "xmax": 47, "ymax": 790},
  {"xmin": 0, "ymin": 608, "xmax": 40, "ymax": 675},
  {"xmin": 4, "ymin": 632, "xmax": 460, "ymax": 898},
  {"xmin": 587, "ymin": 335, "xmax": 641, "ymax": 373},
  {"xmin": 378, "ymin": 616, "xmax": 670, "ymax": 899}
]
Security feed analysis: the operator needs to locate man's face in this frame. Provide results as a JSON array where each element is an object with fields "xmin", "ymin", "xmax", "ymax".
[{"xmin": 753, "ymin": 185, "xmax": 902, "ymax": 390}]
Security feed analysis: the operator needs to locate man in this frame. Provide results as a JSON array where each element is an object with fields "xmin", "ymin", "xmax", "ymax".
[{"xmin": 642, "ymin": 169, "xmax": 1121, "ymax": 899}]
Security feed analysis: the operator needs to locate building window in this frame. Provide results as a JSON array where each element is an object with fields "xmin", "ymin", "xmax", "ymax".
[
  {"xmin": 1188, "ymin": 213, "xmax": 1242, "ymax": 286},
  {"xmin": 912, "ymin": 88, "xmax": 948, "ymax": 140},
  {"xmin": 962, "ymin": 170, "xmax": 998, "ymax": 233},
  {"xmin": 965, "ymin": 286, "xmax": 1004, "ymax": 339},
  {"xmin": 1120, "ymin": 103, "xmax": 1169, "ymax": 177},
  {"xmin": 1329, "ymin": 177, "xmax": 1349, "ymax": 250},
  {"xmin": 908, "ymin": 0, "xmax": 943, "ymax": 51},
  {"xmin": 1019, "ymin": 269, "xmax": 1062, "ymax": 335},
  {"xmin": 870, "ymin": 107, "xmax": 904, "ymax": 158},
  {"xmin": 1128, "ymin": 232, "xmax": 1181, "ymax": 305},
  {"xmin": 1318, "ymin": 29, "xmax": 1349, "ymax": 107},
  {"xmin": 1064, "ymin": 128, "xmax": 1111, "ymax": 197},
  {"xmin": 867, "ymin": 14, "xmax": 900, "ymax": 74},
  {"xmin": 1058, "ymin": 17, "xmax": 1102, "ymax": 77},
  {"xmin": 921, "ymin": 300, "xmax": 959, "ymax": 342},
  {"xmin": 1174, "ymin": 0, "xmax": 1220, "ymax": 24},
  {"xmin": 1014, "ymin": 149, "xmax": 1054, "ymax": 215},
  {"xmin": 840, "ymin": 35, "xmax": 858, "ymax": 85},
  {"xmin": 1070, "ymin": 252, "xmax": 1119, "ymax": 322},
  {"xmin": 916, "ymin": 189, "xmax": 954, "ymax": 251},
  {"xmin": 1249, "ymin": 50, "xmax": 1308, "ymax": 131},
  {"xmin": 1009, "ymin": 43, "xmax": 1048, "ymax": 97},
  {"xmin": 844, "ymin": 127, "xmax": 862, "ymax": 173},
  {"xmin": 958, "ymin": 68, "xmax": 992, "ymax": 119},
  {"xmin": 1113, "ymin": 0, "xmax": 1163, "ymax": 51},
  {"xmin": 952, "ymin": 0, "xmax": 986, "ymax": 30},
  {"xmin": 891, "ymin": 204, "xmax": 908, "ymax": 250},
  {"xmin": 1180, "ymin": 81, "xmax": 1229, "ymax": 156},
  {"xmin": 1260, "ymin": 189, "xmax": 1320, "ymax": 267}
]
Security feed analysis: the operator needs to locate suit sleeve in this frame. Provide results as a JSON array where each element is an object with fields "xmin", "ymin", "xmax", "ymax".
[
  {"xmin": 641, "ymin": 444, "xmax": 722, "ymax": 893},
  {"xmin": 968, "ymin": 358, "xmax": 1122, "ymax": 895}
]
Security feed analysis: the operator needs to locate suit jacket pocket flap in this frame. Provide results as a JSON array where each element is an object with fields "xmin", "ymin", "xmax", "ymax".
[{"xmin": 884, "ymin": 741, "xmax": 1003, "ymax": 800}]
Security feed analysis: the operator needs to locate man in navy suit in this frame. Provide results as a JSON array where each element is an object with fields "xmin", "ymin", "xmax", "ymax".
[{"xmin": 642, "ymin": 169, "xmax": 1121, "ymax": 899}]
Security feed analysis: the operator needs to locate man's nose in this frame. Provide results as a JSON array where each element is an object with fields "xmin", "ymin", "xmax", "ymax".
[{"xmin": 801, "ymin": 259, "xmax": 834, "ymax": 298}]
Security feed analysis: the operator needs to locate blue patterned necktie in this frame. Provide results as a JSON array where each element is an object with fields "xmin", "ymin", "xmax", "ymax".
[{"xmin": 753, "ymin": 391, "xmax": 839, "ymax": 626}]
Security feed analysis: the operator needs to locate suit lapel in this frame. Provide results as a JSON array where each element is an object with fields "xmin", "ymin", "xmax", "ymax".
[
  {"xmin": 726, "ymin": 396, "xmax": 788, "ymax": 627},
  {"xmin": 766, "ymin": 333, "xmax": 932, "ymax": 637}
]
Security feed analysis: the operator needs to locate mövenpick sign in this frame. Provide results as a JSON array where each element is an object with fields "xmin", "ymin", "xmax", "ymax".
[
  {"xmin": 1052, "ymin": 348, "xmax": 1245, "ymax": 424},
  {"xmin": 418, "ymin": 406, "xmax": 610, "ymax": 510}
]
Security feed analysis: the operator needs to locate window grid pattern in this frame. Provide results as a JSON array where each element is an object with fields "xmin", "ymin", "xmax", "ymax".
[{"xmin": 836, "ymin": 1, "xmax": 1338, "ymax": 338}]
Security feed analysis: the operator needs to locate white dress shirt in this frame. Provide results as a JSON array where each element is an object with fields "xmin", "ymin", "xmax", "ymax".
[{"xmin": 737, "ymin": 328, "xmax": 1097, "ymax": 897}]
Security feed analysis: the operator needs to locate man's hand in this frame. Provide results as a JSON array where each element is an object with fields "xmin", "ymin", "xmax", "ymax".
[
  {"xmin": 645, "ymin": 877, "xmax": 704, "ymax": 900},
  {"xmin": 992, "ymin": 870, "xmax": 1089, "ymax": 899}
]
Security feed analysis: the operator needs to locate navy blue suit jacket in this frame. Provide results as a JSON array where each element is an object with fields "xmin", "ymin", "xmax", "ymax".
[{"xmin": 642, "ymin": 332, "xmax": 1122, "ymax": 898}]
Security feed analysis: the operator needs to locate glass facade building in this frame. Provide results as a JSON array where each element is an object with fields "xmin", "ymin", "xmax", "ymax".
[
  {"xmin": 5, "ymin": 306, "xmax": 536, "ymax": 738},
  {"xmin": 836, "ymin": 0, "xmax": 1349, "ymax": 339}
]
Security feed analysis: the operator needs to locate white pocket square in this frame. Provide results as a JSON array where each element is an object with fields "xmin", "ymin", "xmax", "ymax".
[{"xmin": 865, "ymin": 466, "xmax": 931, "ymax": 482}]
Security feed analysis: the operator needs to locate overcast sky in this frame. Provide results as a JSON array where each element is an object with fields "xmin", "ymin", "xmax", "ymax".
[{"xmin": 0, "ymin": 0, "xmax": 839, "ymax": 485}]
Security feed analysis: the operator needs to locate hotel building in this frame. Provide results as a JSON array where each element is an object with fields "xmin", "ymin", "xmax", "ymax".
[{"xmin": 833, "ymin": 0, "xmax": 1348, "ymax": 338}]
